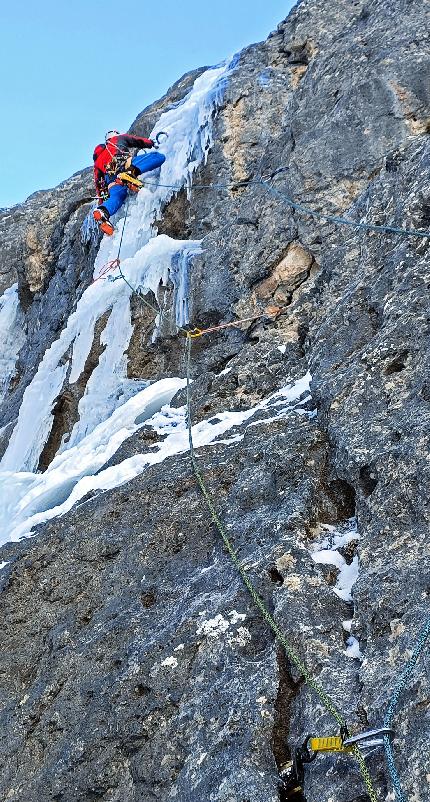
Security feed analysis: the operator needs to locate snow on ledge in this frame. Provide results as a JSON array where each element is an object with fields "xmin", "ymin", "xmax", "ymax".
[
  {"xmin": 310, "ymin": 519, "xmax": 360, "ymax": 603},
  {"xmin": 0, "ymin": 377, "xmax": 185, "ymax": 545},
  {"xmin": 310, "ymin": 519, "xmax": 364, "ymax": 660},
  {"xmin": 344, "ymin": 635, "xmax": 363, "ymax": 660},
  {"xmin": 0, "ymin": 372, "xmax": 312, "ymax": 545}
]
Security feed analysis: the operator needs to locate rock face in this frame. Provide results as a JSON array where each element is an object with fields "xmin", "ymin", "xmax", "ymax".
[{"xmin": 0, "ymin": 1, "xmax": 429, "ymax": 801}]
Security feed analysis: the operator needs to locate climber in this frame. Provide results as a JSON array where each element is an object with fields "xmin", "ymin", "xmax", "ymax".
[{"xmin": 92, "ymin": 130, "xmax": 166, "ymax": 235}]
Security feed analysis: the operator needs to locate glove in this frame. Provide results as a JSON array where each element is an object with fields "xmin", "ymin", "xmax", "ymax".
[{"xmin": 143, "ymin": 138, "xmax": 155, "ymax": 148}]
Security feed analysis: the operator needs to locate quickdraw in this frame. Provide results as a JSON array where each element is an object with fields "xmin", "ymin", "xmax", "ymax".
[{"xmin": 280, "ymin": 728, "xmax": 395, "ymax": 799}]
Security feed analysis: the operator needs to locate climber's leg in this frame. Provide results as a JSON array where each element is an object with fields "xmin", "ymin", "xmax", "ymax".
[
  {"xmin": 131, "ymin": 151, "xmax": 166, "ymax": 175},
  {"xmin": 101, "ymin": 182, "xmax": 128, "ymax": 216}
]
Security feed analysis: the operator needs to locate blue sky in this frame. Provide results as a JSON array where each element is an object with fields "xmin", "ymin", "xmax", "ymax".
[{"xmin": 0, "ymin": 1, "xmax": 294, "ymax": 208}]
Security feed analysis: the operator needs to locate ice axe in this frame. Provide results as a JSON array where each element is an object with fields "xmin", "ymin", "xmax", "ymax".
[{"xmin": 153, "ymin": 132, "xmax": 169, "ymax": 149}]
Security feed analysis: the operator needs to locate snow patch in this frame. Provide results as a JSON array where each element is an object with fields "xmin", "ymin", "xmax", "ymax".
[
  {"xmin": 160, "ymin": 656, "xmax": 178, "ymax": 668},
  {"xmin": 311, "ymin": 519, "xmax": 360, "ymax": 602},
  {"xmin": 0, "ymin": 351, "xmax": 312, "ymax": 546},
  {"xmin": 197, "ymin": 614, "xmax": 230, "ymax": 637},
  {"xmin": 311, "ymin": 519, "xmax": 364, "ymax": 658},
  {"xmin": 228, "ymin": 610, "xmax": 246, "ymax": 625},
  {"xmin": 344, "ymin": 636, "xmax": 363, "ymax": 660},
  {"xmin": 0, "ymin": 378, "xmax": 185, "ymax": 545}
]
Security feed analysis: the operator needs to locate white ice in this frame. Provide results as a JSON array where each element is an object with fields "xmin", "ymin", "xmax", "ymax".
[
  {"xmin": 0, "ymin": 378, "xmax": 185, "ymax": 545},
  {"xmin": 0, "ymin": 60, "xmax": 231, "ymax": 474},
  {"xmin": 0, "ymin": 59, "xmax": 314, "ymax": 569},
  {"xmin": 0, "ymin": 284, "xmax": 25, "ymax": 404},
  {"xmin": 0, "ymin": 373, "xmax": 311, "ymax": 545}
]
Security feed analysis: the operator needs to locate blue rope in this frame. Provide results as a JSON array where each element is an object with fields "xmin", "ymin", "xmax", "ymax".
[
  {"xmin": 383, "ymin": 616, "xmax": 430, "ymax": 802},
  {"xmin": 261, "ymin": 179, "xmax": 430, "ymax": 239},
  {"xmin": 138, "ymin": 174, "xmax": 430, "ymax": 239}
]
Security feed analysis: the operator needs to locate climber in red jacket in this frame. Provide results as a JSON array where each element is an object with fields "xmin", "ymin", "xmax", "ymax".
[{"xmin": 92, "ymin": 130, "xmax": 166, "ymax": 235}]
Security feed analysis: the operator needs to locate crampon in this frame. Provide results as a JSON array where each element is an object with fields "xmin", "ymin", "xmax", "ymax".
[
  {"xmin": 93, "ymin": 209, "xmax": 114, "ymax": 236},
  {"xmin": 115, "ymin": 172, "xmax": 143, "ymax": 192}
]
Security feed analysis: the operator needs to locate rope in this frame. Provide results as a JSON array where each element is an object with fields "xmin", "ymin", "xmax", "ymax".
[
  {"xmin": 262, "ymin": 179, "xmax": 430, "ymax": 239},
  {"xmin": 108, "ymin": 191, "xmax": 285, "ymax": 338},
  {"xmin": 184, "ymin": 334, "xmax": 379, "ymax": 802},
  {"xmin": 102, "ymin": 196, "xmax": 164, "ymax": 321},
  {"xmin": 100, "ymin": 178, "xmax": 430, "ymax": 802},
  {"xmin": 138, "ymin": 174, "xmax": 430, "ymax": 239},
  {"xmin": 92, "ymin": 258, "xmax": 120, "ymax": 283},
  {"xmin": 382, "ymin": 615, "xmax": 430, "ymax": 802},
  {"xmin": 99, "ymin": 164, "xmax": 425, "ymax": 802},
  {"xmin": 141, "ymin": 177, "xmax": 266, "ymax": 191},
  {"xmin": 185, "ymin": 308, "xmax": 284, "ymax": 338}
]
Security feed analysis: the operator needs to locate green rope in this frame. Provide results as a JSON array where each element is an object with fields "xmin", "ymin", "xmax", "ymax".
[
  {"xmin": 185, "ymin": 335, "xmax": 379, "ymax": 802},
  {"xmin": 113, "ymin": 196, "xmax": 174, "ymax": 325},
  {"xmin": 109, "ymin": 173, "xmax": 424, "ymax": 802}
]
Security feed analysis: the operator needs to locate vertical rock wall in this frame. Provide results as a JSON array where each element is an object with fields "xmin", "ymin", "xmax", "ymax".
[{"xmin": 0, "ymin": 1, "xmax": 429, "ymax": 801}]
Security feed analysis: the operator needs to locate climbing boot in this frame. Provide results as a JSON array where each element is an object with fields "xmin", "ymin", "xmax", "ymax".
[
  {"xmin": 116, "ymin": 171, "xmax": 143, "ymax": 192},
  {"xmin": 93, "ymin": 207, "xmax": 114, "ymax": 236}
]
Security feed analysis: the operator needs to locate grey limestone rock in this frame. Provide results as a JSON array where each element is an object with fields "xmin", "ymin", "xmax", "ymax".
[{"xmin": 0, "ymin": 1, "xmax": 429, "ymax": 801}]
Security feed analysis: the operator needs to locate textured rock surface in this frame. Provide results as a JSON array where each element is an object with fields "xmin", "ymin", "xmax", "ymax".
[{"xmin": 1, "ymin": 1, "xmax": 430, "ymax": 801}]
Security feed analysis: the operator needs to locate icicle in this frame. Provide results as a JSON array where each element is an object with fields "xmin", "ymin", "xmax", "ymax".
[
  {"xmin": 0, "ymin": 60, "xmax": 232, "ymax": 473},
  {"xmin": 0, "ymin": 284, "xmax": 25, "ymax": 404}
]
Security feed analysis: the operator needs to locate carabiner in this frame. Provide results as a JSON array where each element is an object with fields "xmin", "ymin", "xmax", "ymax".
[
  {"xmin": 343, "ymin": 727, "xmax": 395, "ymax": 752},
  {"xmin": 185, "ymin": 327, "xmax": 203, "ymax": 339}
]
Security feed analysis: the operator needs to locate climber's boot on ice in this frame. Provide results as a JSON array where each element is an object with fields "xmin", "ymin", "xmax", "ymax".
[
  {"xmin": 93, "ymin": 207, "xmax": 114, "ymax": 236},
  {"xmin": 116, "ymin": 169, "xmax": 143, "ymax": 192}
]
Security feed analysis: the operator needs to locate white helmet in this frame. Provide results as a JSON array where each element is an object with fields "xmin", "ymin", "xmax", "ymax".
[{"xmin": 105, "ymin": 129, "xmax": 120, "ymax": 142}]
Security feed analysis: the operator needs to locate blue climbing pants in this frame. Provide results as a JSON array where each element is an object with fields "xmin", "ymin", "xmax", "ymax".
[{"xmin": 101, "ymin": 151, "xmax": 166, "ymax": 217}]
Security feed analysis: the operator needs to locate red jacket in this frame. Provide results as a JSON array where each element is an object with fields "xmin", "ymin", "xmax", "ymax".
[{"xmin": 93, "ymin": 134, "xmax": 154, "ymax": 199}]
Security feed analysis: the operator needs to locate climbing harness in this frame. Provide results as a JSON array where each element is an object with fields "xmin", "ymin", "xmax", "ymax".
[{"xmin": 104, "ymin": 131, "xmax": 167, "ymax": 176}]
